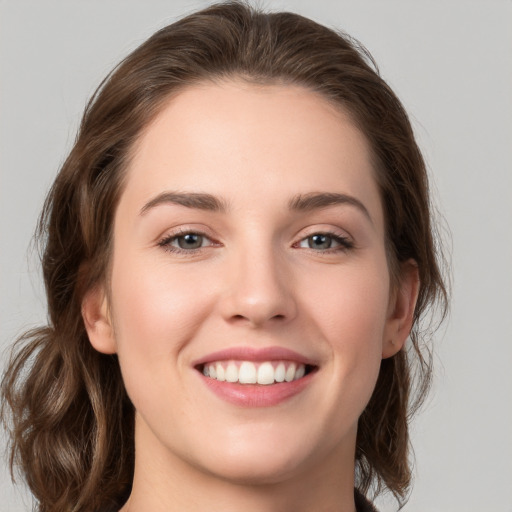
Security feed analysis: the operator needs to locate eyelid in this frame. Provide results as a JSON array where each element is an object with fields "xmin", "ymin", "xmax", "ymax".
[
  {"xmin": 156, "ymin": 224, "xmax": 217, "ymax": 242},
  {"xmin": 295, "ymin": 224, "xmax": 353, "ymax": 241}
]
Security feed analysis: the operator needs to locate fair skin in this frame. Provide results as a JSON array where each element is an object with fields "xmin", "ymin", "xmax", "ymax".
[{"xmin": 83, "ymin": 80, "xmax": 418, "ymax": 512}]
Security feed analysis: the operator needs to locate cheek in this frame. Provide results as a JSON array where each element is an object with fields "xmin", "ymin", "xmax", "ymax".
[
  {"xmin": 107, "ymin": 256, "xmax": 223, "ymax": 426},
  {"xmin": 299, "ymin": 260, "xmax": 390, "ymax": 405},
  {"xmin": 109, "ymin": 255, "xmax": 217, "ymax": 364},
  {"xmin": 302, "ymin": 258, "xmax": 390, "ymax": 343}
]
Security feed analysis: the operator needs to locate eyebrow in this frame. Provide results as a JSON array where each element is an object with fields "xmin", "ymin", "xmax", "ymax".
[
  {"xmin": 139, "ymin": 190, "xmax": 372, "ymax": 223},
  {"xmin": 140, "ymin": 192, "xmax": 228, "ymax": 215},
  {"xmin": 288, "ymin": 192, "xmax": 372, "ymax": 223}
]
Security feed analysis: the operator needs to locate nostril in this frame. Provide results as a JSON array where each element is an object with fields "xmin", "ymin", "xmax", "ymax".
[{"xmin": 229, "ymin": 313, "xmax": 286, "ymax": 324}]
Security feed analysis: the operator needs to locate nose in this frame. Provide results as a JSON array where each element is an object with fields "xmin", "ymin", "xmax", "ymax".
[{"xmin": 219, "ymin": 245, "xmax": 297, "ymax": 328}]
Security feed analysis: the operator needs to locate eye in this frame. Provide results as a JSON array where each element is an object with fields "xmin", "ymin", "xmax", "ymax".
[
  {"xmin": 174, "ymin": 233, "xmax": 206, "ymax": 250},
  {"xmin": 158, "ymin": 231, "xmax": 215, "ymax": 253},
  {"xmin": 297, "ymin": 233, "xmax": 353, "ymax": 251}
]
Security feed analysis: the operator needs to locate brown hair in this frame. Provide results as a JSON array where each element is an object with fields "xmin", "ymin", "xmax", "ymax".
[{"xmin": 1, "ymin": 2, "xmax": 448, "ymax": 510}]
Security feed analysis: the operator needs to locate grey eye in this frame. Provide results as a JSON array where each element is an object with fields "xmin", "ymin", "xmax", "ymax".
[
  {"xmin": 176, "ymin": 233, "xmax": 204, "ymax": 249},
  {"xmin": 297, "ymin": 233, "xmax": 351, "ymax": 251},
  {"xmin": 307, "ymin": 234, "xmax": 333, "ymax": 250}
]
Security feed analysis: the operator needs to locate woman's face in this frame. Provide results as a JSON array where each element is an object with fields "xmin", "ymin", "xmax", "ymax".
[{"xmin": 85, "ymin": 80, "xmax": 413, "ymax": 485}]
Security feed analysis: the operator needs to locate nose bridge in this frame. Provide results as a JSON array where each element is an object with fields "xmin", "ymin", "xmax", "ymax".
[{"xmin": 222, "ymin": 234, "xmax": 296, "ymax": 326}]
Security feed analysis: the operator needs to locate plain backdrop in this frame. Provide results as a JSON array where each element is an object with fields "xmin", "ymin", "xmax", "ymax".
[{"xmin": 1, "ymin": 1, "xmax": 511, "ymax": 511}]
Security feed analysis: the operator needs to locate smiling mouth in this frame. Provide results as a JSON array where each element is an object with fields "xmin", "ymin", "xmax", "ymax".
[{"xmin": 197, "ymin": 360, "xmax": 317, "ymax": 385}]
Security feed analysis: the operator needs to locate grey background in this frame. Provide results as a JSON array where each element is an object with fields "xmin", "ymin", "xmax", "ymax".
[{"xmin": 1, "ymin": 1, "xmax": 511, "ymax": 511}]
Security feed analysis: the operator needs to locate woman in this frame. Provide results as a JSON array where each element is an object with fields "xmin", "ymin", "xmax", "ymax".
[{"xmin": 1, "ymin": 2, "xmax": 448, "ymax": 511}]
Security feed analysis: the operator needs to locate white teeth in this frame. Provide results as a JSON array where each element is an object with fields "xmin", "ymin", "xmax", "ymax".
[
  {"xmin": 294, "ymin": 364, "xmax": 305, "ymax": 380},
  {"xmin": 275, "ymin": 362, "xmax": 285, "ymax": 382},
  {"xmin": 257, "ymin": 362, "xmax": 275, "ymax": 385},
  {"xmin": 203, "ymin": 360, "xmax": 307, "ymax": 385},
  {"xmin": 285, "ymin": 363, "xmax": 296, "ymax": 382},
  {"xmin": 215, "ymin": 363, "xmax": 225, "ymax": 381},
  {"xmin": 225, "ymin": 362, "xmax": 238, "ymax": 383},
  {"xmin": 239, "ymin": 362, "xmax": 257, "ymax": 384}
]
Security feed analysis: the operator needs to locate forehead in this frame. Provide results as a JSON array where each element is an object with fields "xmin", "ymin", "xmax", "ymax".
[{"xmin": 121, "ymin": 80, "xmax": 383, "ymax": 227}]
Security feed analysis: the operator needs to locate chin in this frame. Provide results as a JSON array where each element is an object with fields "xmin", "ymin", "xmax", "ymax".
[
  {"xmin": 190, "ymin": 429, "xmax": 324, "ymax": 486},
  {"xmin": 203, "ymin": 453, "xmax": 309, "ymax": 486}
]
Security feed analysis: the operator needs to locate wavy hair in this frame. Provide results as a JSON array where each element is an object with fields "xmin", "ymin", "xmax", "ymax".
[{"xmin": 1, "ymin": 2, "xmax": 448, "ymax": 511}]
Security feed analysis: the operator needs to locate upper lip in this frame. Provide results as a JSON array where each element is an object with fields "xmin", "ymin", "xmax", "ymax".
[{"xmin": 192, "ymin": 346, "xmax": 319, "ymax": 368}]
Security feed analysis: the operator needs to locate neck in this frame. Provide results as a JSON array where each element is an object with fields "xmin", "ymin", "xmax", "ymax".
[{"xmin": 120, "ymin": 416, "xmax": 357, "ymax": 512}]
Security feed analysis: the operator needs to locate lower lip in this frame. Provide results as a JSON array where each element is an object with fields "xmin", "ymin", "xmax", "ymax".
[{"xmin": 198, "ymin": 371, "xmax": 315, "ymax": 407}]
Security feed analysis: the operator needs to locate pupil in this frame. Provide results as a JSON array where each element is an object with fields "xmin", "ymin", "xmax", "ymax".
[
  {"xmin": 179, "ymin": 233, "xmax": 202, "ymax": 249},
  {"xmin": 309, "ymin": 234, "xmax": 331, "ymax": 249}
]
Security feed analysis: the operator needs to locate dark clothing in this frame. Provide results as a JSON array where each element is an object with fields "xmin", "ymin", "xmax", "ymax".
[
  {"xmin": 355, "ymin": 489, "xmax": 379, "ymax": 512},
  {"xmin": 104, "ymin": 488, "xmax": 378, "ymax": 511}
]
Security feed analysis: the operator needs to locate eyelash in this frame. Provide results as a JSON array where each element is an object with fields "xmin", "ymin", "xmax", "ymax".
[
  {"xmin": 157, "ymin": 230, "xmax": 354, "ymax": 255},
  {"xmin": 294, "ymin": 232, "xmax": 354, "ymax": 253},
  {"xmin": 157, "ymin": 229, "xmax": 218, "ymax": 255}
]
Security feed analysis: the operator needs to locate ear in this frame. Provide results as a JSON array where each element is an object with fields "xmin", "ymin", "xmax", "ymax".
[
  {"xmin": 382, "ymin": 260, "xmax": 420, "ymax": 359},
  {"xmin": 81, "ymin": 285, "xmax": 117, "ymax": 355}
]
